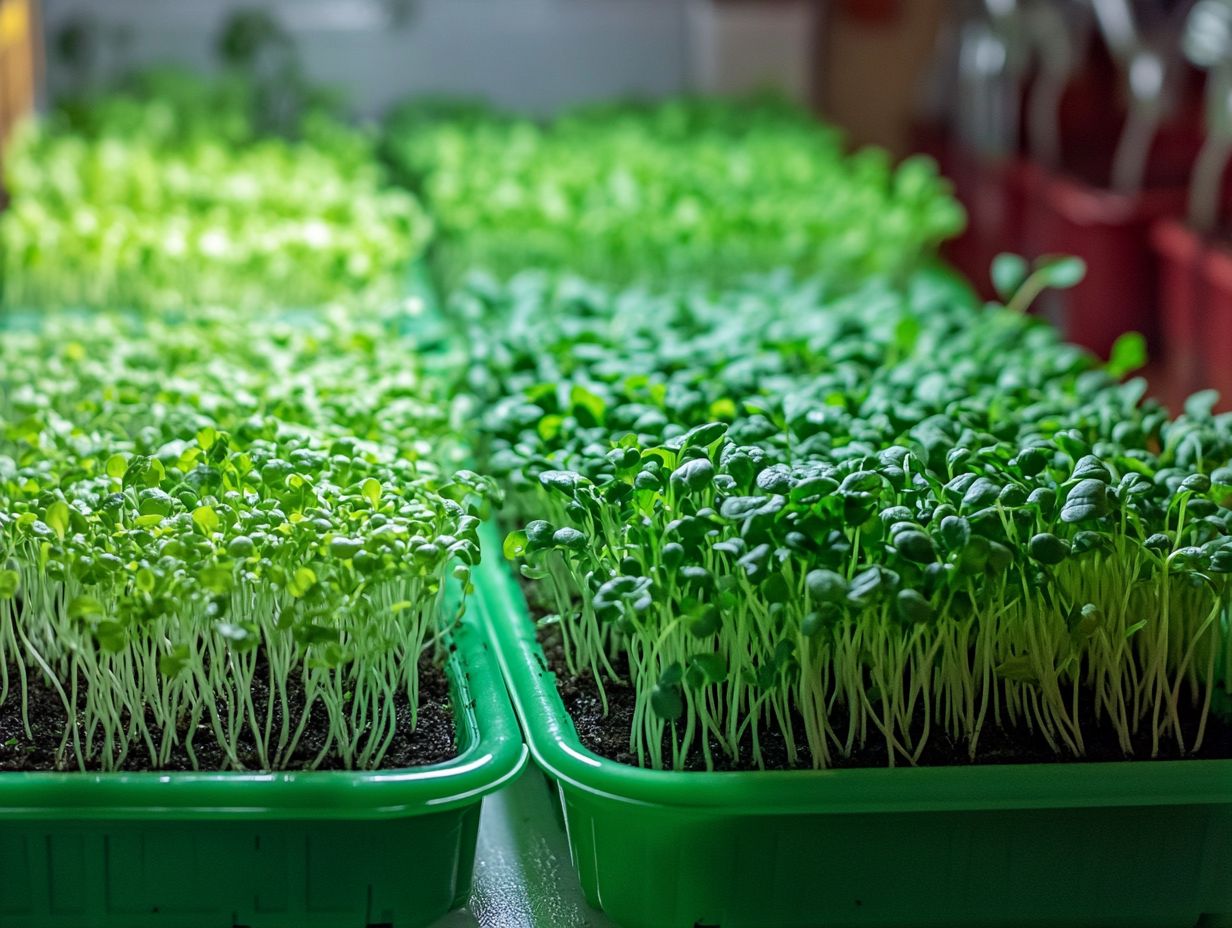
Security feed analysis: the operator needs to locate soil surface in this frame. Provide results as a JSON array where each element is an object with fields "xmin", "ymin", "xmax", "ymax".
[
  {"xmin": 0, "ymin": 655, "xmax": 456, "ymax": 773},
  {"xmin": 539, "ymin": 629, "xmax": 1232, "ymax": 771}
]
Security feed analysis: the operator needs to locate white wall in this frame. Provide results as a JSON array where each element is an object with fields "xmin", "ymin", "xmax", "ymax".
[{"xmin": 40, "ymin": 0, "xmax": 695, "ymax": 116}]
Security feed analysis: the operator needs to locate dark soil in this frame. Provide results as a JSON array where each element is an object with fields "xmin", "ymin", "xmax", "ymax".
[
  {"xmin": 0, "ymin": 655, "xmax": 456, "ymax": 773},
  {"xmin": 539, "ymin": 629, "xmax": 1232, "ymax": 771}
]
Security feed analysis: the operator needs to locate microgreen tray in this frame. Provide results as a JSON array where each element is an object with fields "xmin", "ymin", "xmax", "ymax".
[
  {"xmin": 0, "ymin": 613, "xmax": 528, "ymax": 928},
  {"xmin": 475, "ymin": 524, "xmax": 1232, "ymax": 928}
]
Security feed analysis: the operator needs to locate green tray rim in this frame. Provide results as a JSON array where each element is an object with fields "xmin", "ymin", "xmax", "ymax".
[
  {"xmin": 0, "ymin": 610, "xmax": 528, "ymax": 821},
  {"xmin": 475, "ymin": 522, "xmax": 1232, "ymax": 815}
]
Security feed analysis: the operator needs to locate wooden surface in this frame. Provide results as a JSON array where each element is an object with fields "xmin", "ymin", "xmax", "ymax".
[
  {"xmin": 0, "ymin": 0, "xmax": 36, "ymax": 158},
  {"xmin": 820, "ymin": 0, "xmax": 944, "ymax": 155}
]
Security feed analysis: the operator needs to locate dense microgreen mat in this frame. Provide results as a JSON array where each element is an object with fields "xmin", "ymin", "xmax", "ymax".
[
  {"xmin": 0, "ymin": 70, "xmax": 432, "ymax": 311},
  {"xmin": 0, "ymin": 307, "xmax": 494, "ymax": 771},
  {"xmin": 463, "ymin": 268, "xmax": 1232, "ymax": 770},
  {"xmin": 3, "ymin": 71, "xmax": 1228, "ymax": 782},
  {"xmin": 384, "ymin": 97, "xmax": 964, "ymax": 291}
]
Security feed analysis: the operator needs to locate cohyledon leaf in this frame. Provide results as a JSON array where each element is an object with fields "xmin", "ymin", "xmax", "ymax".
[
  {"xmin": 894, "ymin": 530, "xmax": 937, "ymax": 564},
  {"xmin": 991, "ymin": 253, "xmax": 1030, "ymax": 303},
  {"xmin": 196, "ymin": 426, "xmax": 218, "ymax": 452},
  {"xmin": 105, "ymin": 454, "xmax": 129, "ymax": 479},
  {"xmin": 995, "ymin": 655, "xmax": 1039, "ymax": 684},
  {"xmin": 361, "ymin": 477, "xmax": 382, "ymax": 508},
  {"xmin": 1106, "ymin": 332, "xmax": 1147, "ymax": 379},
  {"xmin": 670, "ymin": 457, "xmax": 715, "ymax": 493},
  {"xmin": 287, "ymin": 566, "xmax": 318, "ymax": 598},
  {"xmin": 895, "ymin": 589, "xmax": 935, "ymax": 624},
  {"xmin": 1028, "ymin": 532, "xmax": 1070, "ymax": 565},
  {"xmin": 192, "ymin": 505, "xmax": 221, "ymax": 536},
  {"xmin": 893, "ymin": 315, "xmax": 922, "ymax": 356},
  {"xmin": 1033, "ymin": 254, "xmax": 1087, "ymax": 290},
  {"xmin": 683, "ymin": 421, "xmax": 728, "ymax": 449},
  {"xmin": 593, "ymin": 575, "xmax": 653, "ymax": 621},
  {"xmin": 687, "ymin": 652, "xmax": 727, "ymax": 687},
  {"xmin": 45, "ymin": 501, "xmax": 70, "ymax": 541},
  {"xmin": 1060, "ymin": 479, "xmax": 1111, "ymax": 524},
  {"xmin": 158, "ymin": 644, "xmax": 193, "ymax": 677},
  {"xmin": 503, "ymin": 530, "xmax": 529, "ymax": 560},
  {"xmin": 570, "ymin": 384, "xmax": 607, "ymax": 426},
  {"xmin": 650, "ymin": 681, "xmax": 684, "ymax": 721},
  {"xmin": 1185, "ymin": 390, "xmax": 1220, "ymax": 419},
  {"xmin": 67, "ymin": 594, "xmax": 106, "ymax": 622}
]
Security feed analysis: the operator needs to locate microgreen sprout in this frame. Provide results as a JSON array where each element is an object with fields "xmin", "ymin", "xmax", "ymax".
[
  {"xmin": 0, "ymin": 308, "xmax": 493, "ymax": 771},
  {"xmin": 473, "ymin": 268, "xmax": 1232, "ymax": 770},
  {"xmin": 992, "ymin": 252, "xmax": 1088, "ymax": 315}
]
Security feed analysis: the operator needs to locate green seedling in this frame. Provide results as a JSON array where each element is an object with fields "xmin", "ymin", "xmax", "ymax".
[
  {"xmin": 0, "ymin": 307, "xmax": 494, "ymax": 772},
  {"xmin": 471, "ymin": 269, "xmax": 1232, "ymax": 771}
]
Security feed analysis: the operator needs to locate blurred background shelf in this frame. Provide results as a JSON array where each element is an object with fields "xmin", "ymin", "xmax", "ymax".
[{"xmin": 36, "ymin": 0, "xmax": 829, "ymax": 116}]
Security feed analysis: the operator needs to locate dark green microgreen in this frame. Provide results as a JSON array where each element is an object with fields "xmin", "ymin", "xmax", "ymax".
[
  {"xmin": 1028, "ymin": 533, "xmax": 1070, "ymax": 565},
  {"xmin": 1061, "ymin": 479, "xmax": 1112, "ymax": 524}
]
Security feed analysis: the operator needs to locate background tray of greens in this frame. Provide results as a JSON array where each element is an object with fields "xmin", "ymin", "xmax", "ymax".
[
  {"xmin": 1, "ymin": 69, "xmax": 432, "ymax": 313},
  {"xmin": 384, "ymin": 96, "xmax": 964, "ymax": 293}
]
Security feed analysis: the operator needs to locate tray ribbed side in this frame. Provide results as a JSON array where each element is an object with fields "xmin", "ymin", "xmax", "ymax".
[{"xmin": 0, "ymin": 809, "xmax": 479, "ymax": 928}]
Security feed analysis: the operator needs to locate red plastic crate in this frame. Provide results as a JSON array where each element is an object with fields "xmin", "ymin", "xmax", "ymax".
[
  {"xmin": 1152, "ymin": 219, "xmax": 1206, "ymax": 397},
  {"xmin": 1202, "ymin": 239, "xmax": 1232, "ymax": 407},
  {"xmin": 1021, "ymin": 171, "xmax": 1187, "ymax": 358},
  {"xmin": 942, "ymin": 150, "xmax": 1034, "ymax": 302}
]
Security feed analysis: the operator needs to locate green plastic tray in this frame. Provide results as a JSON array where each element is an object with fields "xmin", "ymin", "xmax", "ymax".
[
  {"xmin": 0, "ymin": 613, "xmax": 528, "ymax": 928},
  {"xmin": 475, "ymin": 524, "xmax": 1232, "ymax": 928}
]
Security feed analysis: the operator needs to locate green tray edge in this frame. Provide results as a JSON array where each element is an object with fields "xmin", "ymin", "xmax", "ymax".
[
  {"xmin": 0, "ymin": 606, "xmax": 528, "ymax": 821},
  {"xmin": 475, "ymin": 522, "xmax": 1232, "ymax": 814}
]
